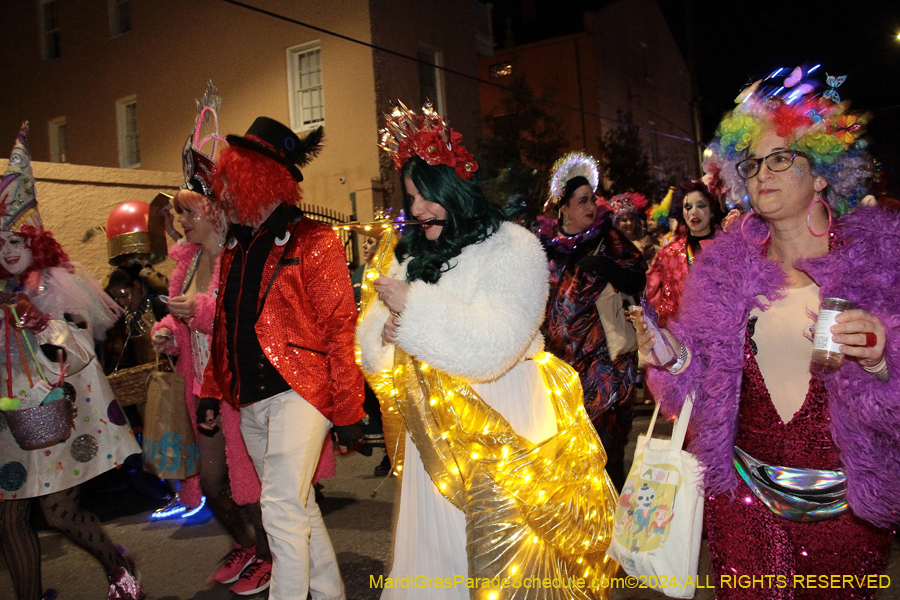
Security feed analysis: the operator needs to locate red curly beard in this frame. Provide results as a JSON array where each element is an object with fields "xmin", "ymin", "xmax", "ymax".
[{"xmin": 213, "ymin": 140, "xmax": 301, "ymax": 226}]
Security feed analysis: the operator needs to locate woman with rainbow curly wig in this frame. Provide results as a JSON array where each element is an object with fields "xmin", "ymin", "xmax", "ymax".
[{"xmin": 636, "ymin": 66, "xmax": 899, "ymax": 598}]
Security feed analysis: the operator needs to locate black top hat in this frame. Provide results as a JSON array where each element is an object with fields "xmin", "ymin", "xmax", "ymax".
[{"xmin": 226, "ymin": 117, "xmax": 324, "ymax": 182}]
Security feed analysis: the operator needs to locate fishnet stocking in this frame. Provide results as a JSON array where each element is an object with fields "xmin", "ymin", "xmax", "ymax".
[
  {"xmin": 0, "ymin": 498, "xmax": 41, "ymax": 600},
  {"xmin": 37, "ymin": 487, "xmax": 127, "ymax": 574}
]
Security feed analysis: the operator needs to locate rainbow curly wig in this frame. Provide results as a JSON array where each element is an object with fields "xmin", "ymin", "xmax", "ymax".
[{"xmin": 703, "ymin": 65, "xmax": 872, "ymax": 215}]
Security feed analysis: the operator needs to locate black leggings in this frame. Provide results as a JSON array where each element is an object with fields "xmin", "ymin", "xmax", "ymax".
[
  {"xmin": 0, "ymin": 486, "xmax": 126, "ymax": 600},
  {"xmin": 198, "ymin": 426, "xmax": 270, "ymax": 562}
]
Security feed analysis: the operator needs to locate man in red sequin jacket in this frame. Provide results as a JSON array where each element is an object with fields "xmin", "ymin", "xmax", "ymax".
[{"xmin": 201, "ymin": 117, "xmax": 364, "ymax": 600}]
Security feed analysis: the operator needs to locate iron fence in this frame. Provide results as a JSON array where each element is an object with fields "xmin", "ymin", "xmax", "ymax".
[{"xmin": 301, "ymin": 203, "xmax": 358, "ymax": 268}]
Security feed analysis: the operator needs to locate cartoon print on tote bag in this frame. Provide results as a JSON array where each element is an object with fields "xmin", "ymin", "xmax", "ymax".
[{"xmin": 613, "ymin": 461, "xmax": 680, "ymax": 553}]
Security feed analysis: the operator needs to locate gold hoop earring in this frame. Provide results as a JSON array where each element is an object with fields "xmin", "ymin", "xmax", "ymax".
[{"xmin": 562, "ymin": 211, "xmax": 572, "ymax": 227}]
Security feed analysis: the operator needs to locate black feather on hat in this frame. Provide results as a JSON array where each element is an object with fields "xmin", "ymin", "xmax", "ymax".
[{"xmin": 226, "ymin": 117, "xmax": 323, "ymax": 182}]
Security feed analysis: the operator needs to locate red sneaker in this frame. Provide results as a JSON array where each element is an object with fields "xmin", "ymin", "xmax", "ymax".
[
  {"xmin": 212, "ymin": 544, "xmax": 255, "ymax": 584},
  {"xmin": 229, "ymin": 557, "xmax": 272, "ymax": 596}
]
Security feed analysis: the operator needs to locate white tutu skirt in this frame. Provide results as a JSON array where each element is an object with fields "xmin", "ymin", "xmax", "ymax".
[{"xmin": 382, "ymin": 360, "xmax": 558, "ymax": 600}]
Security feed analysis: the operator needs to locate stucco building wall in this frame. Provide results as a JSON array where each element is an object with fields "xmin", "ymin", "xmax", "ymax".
[{"xmin": 0, "ymin": 159, "xmax": 180, "ymax": 281}]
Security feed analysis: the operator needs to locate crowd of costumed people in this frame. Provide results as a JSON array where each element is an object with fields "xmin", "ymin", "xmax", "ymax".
[{"xmin": 0, "ymin": 61, "xmax": 897, "ymax": 600}]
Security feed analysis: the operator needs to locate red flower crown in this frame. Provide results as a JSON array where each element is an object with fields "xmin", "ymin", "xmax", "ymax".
[{"xmin": 378, "ymin": 101, "xmax": 478, "ymax": 179}]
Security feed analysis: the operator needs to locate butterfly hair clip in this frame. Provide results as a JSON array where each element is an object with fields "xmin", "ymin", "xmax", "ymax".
[
  {"xmin": 834, "ymin": 115, "xmax": 862, "ymax": 144},
  {"xmin": 823, "ymin": 74, "xmax": 846, "ymax": 103},
  {"xmin": 783, "ymin": 66, "xmax": 814, "ymax": 96}
]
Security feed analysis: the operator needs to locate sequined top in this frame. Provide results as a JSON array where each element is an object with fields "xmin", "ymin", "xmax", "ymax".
[
  {"xmin": 201, "ymin": 207, "xmax": 365, "ymax": 426},
  {"xmin": 739, "ymin": 316, "xmax": 841, "ymax": 470},
  {"xmin": 644, "ymin": 235, "xmax": 688, "ymax": 327}
]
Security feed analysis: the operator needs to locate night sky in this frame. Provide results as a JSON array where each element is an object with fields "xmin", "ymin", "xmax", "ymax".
[{"xmin": 490, "ymin": 0, "xmax": 900, "ymax": 180}]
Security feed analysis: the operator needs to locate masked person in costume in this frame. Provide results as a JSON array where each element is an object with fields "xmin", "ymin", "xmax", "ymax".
[
  {"xmin": 644, "ymin": 180, "xmax": 726, "ymax": 327},
  {"xmin": 150, "ymin": 84, "xmax": 272, "ymax": 595},
  {"xmin": 201, "ymin": 117, "xmax": 364, "ymax": 600},
  {"xmin": 541, "ymin": 153, "xmax": 647, "ymax": 490},
  {"xmin": 357, "ymin": 103, "xmax": 618, "ymax": 600},
  {"xmin": 637, "ymin": 67, "xmax": 899, "ymax": 599},
  {"xmin": 102, "ymin": 197, "xmax": 171, "ymax": 383},
  {"xmin": 0, "ymin": 124, "xmax": 143, "ymax": 600}
]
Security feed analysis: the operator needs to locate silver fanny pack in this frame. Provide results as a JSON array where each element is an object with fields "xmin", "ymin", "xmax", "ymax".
[{"xmin": 733, "ymin": 446, "xmax": 847, "ymax": 522}]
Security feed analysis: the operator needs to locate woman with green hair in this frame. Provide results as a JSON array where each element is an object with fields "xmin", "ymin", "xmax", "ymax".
[{"xmin": 357, "ymin": 103, "xmax": 618, "ymax": 599}]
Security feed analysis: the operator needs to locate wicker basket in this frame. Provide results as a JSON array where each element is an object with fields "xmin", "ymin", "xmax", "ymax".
[
  {"xmin": 5, "ymin": 383, "xmax": 76, "ymax": 450},
  {"xmin": 107, "ymin": 363, "xmax": 156, "ymax": 407}
]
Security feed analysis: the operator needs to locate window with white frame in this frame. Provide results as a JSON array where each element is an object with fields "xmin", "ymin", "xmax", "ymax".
[
  {"xmin": 108, "ymin": 0, "xmax": 132, "ymax": 36},
  {"xmin": 39, "ymin": 0, "xmax": 61, "ymax": 61},
  {"xmin": 48, "ymin": 117, "xmax": 67, "ymax": 163},
  {"xmin": 116, "ymin": 96, "xmax": 140, "ymax": 168},
  {"xmin": 287, "ymin": 44, "xmax": 324, "ymax": 132},
  {"xmin": 417, "ymin": 46, "xmax": 444, "ymax": 114}
]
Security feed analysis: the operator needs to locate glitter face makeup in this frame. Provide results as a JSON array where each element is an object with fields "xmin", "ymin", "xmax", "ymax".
[{"xmin": 791, "ymin": 164, "xmax": 806, "ymax": 179}]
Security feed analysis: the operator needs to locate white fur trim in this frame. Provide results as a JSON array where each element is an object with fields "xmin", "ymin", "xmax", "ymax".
[
  {"xmin": 357, "ymin": 299, "xmax": 396, "ymax": 374},
  {"xmin": 394, "ymin": 222, "xmax": 549, "ymax": 383}
]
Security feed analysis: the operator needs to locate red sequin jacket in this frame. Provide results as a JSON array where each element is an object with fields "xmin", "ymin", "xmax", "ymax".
[{"xmin": 200, "ymin": 214, "xmax": 365, "ymax": 427}]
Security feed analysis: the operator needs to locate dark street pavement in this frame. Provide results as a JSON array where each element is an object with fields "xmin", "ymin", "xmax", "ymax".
[{"xmin": 1, "ymin": 400, "xmax": 897, "ymax": 599}]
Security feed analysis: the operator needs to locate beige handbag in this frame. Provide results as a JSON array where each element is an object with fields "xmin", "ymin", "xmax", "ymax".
[
  {"xmin": 596, "ymin": 282, "xmax": 638, "ymax": 360},
  {"xmin": 142, "ymin": 357, "xmax": 198, "ymax": 479}
]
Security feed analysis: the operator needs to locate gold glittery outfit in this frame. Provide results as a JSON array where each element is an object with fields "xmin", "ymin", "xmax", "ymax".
[{"xmin": 357, "ymin": 228, "xmax": 619, "ymax": 600}]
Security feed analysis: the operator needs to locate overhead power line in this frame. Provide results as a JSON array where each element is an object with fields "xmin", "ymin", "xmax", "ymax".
[{"xmin": 219, "ymin": 0, "xmax": 696, "ymax": 144}]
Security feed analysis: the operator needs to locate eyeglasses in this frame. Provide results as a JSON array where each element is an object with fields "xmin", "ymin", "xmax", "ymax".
[{"xmin": 736, "ymin": 150, "xmax": 808, "ymax": 180}]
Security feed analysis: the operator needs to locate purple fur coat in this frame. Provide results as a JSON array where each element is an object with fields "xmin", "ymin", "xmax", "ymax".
[{"xmin": 648, "ymin": 206, "xmax": 900, "ymax": 529}]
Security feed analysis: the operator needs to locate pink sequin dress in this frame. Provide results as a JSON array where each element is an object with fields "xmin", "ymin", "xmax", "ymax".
[{"xmin": 703, "ymin": 317, "xmax": 894, "ymax": 599}]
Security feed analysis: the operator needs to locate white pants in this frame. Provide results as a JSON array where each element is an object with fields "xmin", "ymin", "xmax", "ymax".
[{"xmin": 240, "ymin": 390, "xmax": 344, "ymax": 600}]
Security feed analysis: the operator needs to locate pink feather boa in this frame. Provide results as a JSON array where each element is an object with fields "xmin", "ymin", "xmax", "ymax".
[{"xmin": 151, "ymin": 242, "xmax": 335, "ymax": 508}]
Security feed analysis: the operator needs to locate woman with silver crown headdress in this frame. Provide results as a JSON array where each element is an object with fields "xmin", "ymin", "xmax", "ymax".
[
  {"xmin": 540, "ymin": 152, "xmax": 648, "ymax": 491},
  {"xmin": 0, "ymin": 123, "xmax": 144, "ymax": 600},
  {"xmin": 358, "ymin": 103, "xmax": 619, "ymax": 600}
]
